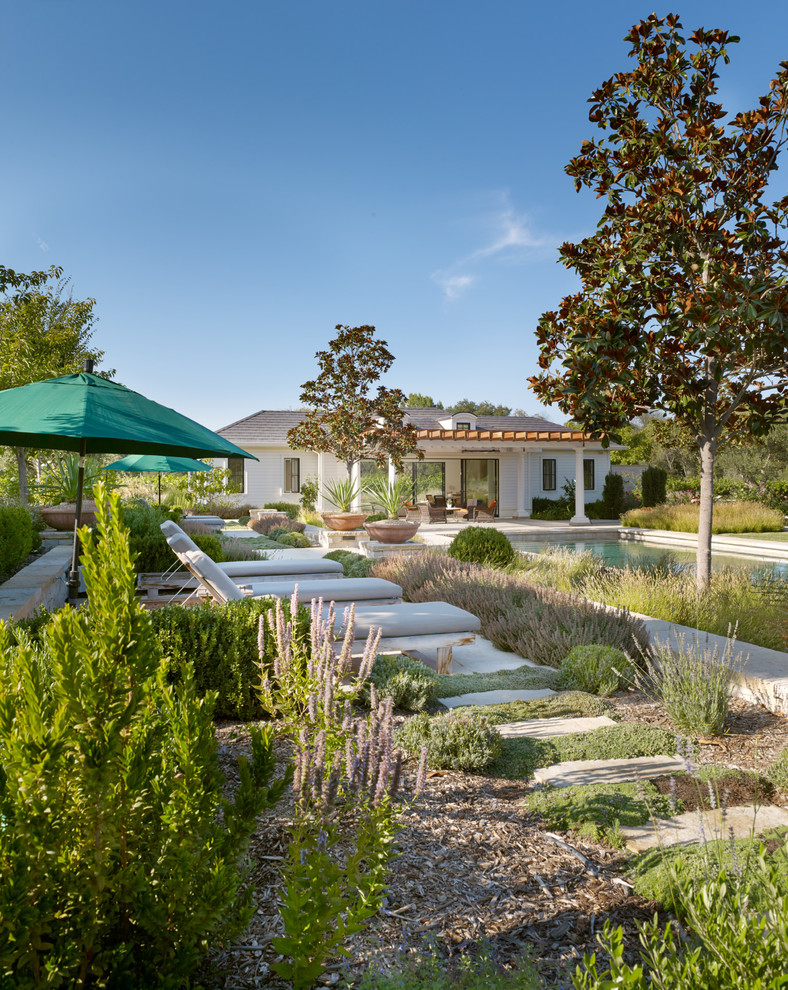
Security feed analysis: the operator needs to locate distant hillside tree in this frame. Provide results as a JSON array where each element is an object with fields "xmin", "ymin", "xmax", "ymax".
[
  {"xmin": 529, "ymin": 15, "xmax": 788, "ymax": 589},
  {"xmin": 445, "ymin": 399, "xmax": 512, "ymax": 416},
  {"xmin": 406, "ymin": 392, "xmax": 441, "ymax": 408}
]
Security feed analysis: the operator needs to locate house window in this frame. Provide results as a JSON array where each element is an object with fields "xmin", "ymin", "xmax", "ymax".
[
  {"xmin": 284, "ymin": 457, "xmax": 300, "ymax": 493},
  {"xmin": 455, "ymin": 421, "xmax": 472, "ymax": 430},
  {"xmin": 583, "ymin": 458, "xmax": 595, "ymax": 491},
  {"xmin": 227, "ymin": 457, "xmax": 245, "ymax": 493},
  {"xmin": 542, "ymin": 458, "xmax": 556, "ymax": 491}
]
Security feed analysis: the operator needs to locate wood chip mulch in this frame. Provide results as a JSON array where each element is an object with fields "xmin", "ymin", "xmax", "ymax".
[{"xmin": 199, "ymin": 695, "xmax": 788, "ymax": 989}]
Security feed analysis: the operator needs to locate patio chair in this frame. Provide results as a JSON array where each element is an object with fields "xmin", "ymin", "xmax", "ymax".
[
  {"xmin": 474, "ymin": 500, "xmax": 497, "ymax": 522},
  {"xmin": 144, "ymin": 520, "xmax": 345, "ymax": 599},
  {"xmin": 176, "ymin": 547, "xmax": 403, "ymax": 606},
  {"xmin": 420, "ymin": 504, "xmax": 447, "ymax": 523}
]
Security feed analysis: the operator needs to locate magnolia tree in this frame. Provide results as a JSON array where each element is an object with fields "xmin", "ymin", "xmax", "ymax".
[
  {"xmin": 529, "ymin": 14, "xmax": 788, "ymax": 589},
  {"xmin": 287, "ymin": 325, "xmax": 421, "ymax": 488}
]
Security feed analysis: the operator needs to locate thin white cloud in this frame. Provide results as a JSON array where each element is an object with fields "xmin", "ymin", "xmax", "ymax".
[
  {"xmin": 432, "ymin": 194, "xmax": 555, "ymax": 301},
  {"xmin": 34, "ymin": 235, "xmax": 49, "ymax": 252},
  {"xmin": 430, "ymin": 272, "xmax": 476, "ymax": 300}
]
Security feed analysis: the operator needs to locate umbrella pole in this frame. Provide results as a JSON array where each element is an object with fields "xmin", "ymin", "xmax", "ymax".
[
  {"xmin": 67, "ymin": 439, "xmax": 87, "ymax": 602},
  {"xmin": 158, "ymin": 473, "xmax": 162, "ymax": 505}
]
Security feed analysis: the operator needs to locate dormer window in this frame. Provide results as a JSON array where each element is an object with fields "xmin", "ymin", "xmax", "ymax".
[
  {"xmin": 455, "ymin": 421, "xmax": 472, "ymax": 430},
  {"xmin": 438, "ymin": 411, "xmax": 478, "ymax": 430}
]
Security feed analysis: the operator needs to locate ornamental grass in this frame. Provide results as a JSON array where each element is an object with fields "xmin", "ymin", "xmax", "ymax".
[
  {"xmin": 371, "ymin": 552, "xmax": 649, "ymax": 667},
  {"xmin": 621, "ymin": 500, "xmax": 785, "ymax": 533}
]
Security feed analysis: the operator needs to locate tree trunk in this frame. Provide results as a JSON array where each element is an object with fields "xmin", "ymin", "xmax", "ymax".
[
  {"xmin": 15, "ymin": 447, "xmax": 29, "ymax": 506},
  {"xmin": 697, "ymin": 436, "xmax": 716, "ymax": 592}
]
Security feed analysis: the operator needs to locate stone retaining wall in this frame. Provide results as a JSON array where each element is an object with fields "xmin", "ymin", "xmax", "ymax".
[{"xmin": 0, "ymin": 546, "xmax": 71, "ymax": 624}]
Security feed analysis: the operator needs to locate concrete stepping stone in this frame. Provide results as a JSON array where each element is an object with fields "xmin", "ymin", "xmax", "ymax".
[
  {"xmin": 441, "ymin": 688, "xmax": 556, "ymax": 709},
  {"xmin": 621, "ymin": 804, "xmax": 788, "ymax": 853},
  {"xmin": 496, "ymin": 715, "xmax": 617, "ymax": 739},
  {"xmin": 532, "ymin": 755, "xmax": 686, "ymax": 788}
]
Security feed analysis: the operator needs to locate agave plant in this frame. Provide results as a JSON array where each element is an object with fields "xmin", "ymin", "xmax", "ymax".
[
  {"xmin": 36, "ymin": 453, "xmax": 109, "ymax": 504},
  {"xmin": 321, "ymin": 477, "xmax": 361, "ymax": 513},
  {"xmin": 363, "ymin": 477, "xmax": 413, "ymax": 519}
]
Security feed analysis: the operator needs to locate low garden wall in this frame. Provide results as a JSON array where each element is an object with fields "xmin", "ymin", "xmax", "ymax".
[{"xmin": 0, "ymin": 545, "xmax": 71, "ymax": 624}]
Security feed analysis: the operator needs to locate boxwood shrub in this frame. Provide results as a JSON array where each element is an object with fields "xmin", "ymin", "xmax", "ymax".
[
  {"xmin": 0, "ymin": 504, "xmax": 42, "ymax": 579},
  {"xmin": 448, "ymin": 526, "xmax": 515, "ymax": 568}
]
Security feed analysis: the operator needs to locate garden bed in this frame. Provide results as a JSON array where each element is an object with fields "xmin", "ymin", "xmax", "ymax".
[{"xmin": 201, "ymin": 688, "xmax": 788, "ymax": 988}]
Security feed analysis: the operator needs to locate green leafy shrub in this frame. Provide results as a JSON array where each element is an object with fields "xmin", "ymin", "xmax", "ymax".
[
  {"xmin": 324, "ymin": 549, "xmax": 375, "ymax": 577},
  {"xmin": 0, "ymin": 489, "xmax": 290, "ymax": 988},
  {"xmin": 601, "ymin": 472, "xmax": 626, "ymax": 517},
  {"xmin": 435, "ymin": 663, "xmax": 558, "ymax": 699},
  {"xmin": 366, "ymin": 654, "xmax": 439, "ymax": 711},
  {"xmin": 299, "ymin": 477, "xmax": 319, "ymax": 512},
  {"xmin": 365, "ymin": 512, "xmax": 388, "ymax": 522},
  {"xmin": 530, "ymin": 496, "xmax": 572, "ymax": 521},
  {"xmin": 396, "ymin": 712, "xmax": 501, "ymax": 770},
  {"xmin": 559, "ymin": 644, "xmax": 632, "ymax": 696},
  {"xmin": 278, "ymin": 531, "xmax": 311, "ymax": 548},
  {"xmin": 148, "ymin": 597, "xmax": 310, "ymax": 719},
  {"xmin": 0, "ymin": 504, "xmax": 40, "ymax": 578},
  {"xmin": 448, "ymin": 526, "xmax": 515, "ymax": 568},
  {"xmin": 641, "ymin": 465, "xmax": 668, "ymax": 507},
  {"xmin": 263, "ymin": 500, "xmax": 300, "ymax": 519}
]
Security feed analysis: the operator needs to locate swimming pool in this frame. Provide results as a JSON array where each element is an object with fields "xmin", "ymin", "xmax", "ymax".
[{"xmin": 507, "ymin": 536, "xmax": 788, "ymax": 580}]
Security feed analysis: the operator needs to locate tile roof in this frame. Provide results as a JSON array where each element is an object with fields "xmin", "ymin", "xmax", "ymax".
[{"xmin": 217, "ymin": 407, "xmax": 589, "ymax": 446}]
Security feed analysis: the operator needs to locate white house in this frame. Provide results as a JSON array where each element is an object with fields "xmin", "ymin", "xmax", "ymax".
[{"xmin": 215, "ymin": 407, "xmax": 615, "ymax": 525}]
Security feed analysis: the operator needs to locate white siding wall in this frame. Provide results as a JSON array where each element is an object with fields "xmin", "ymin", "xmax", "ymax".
[
  {"xmin": 216, "ymin": 448, "xmax": 319, "ymax": 507},
  {"xmin": 530, "ymin": 449, "xmax": 610, "ymax": 505}
]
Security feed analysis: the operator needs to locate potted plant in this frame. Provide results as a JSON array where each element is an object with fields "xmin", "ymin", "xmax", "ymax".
[
  {"xmin": 35, "ymin": 454, "xmax": 109, "ymax": 531},
  {"xmin": 362, "ymin": 477, "xmax": 420, "ymax": 543},
  {"xmin": 320, "ymin": 478, "xmax": 367, "ymax": 531}
]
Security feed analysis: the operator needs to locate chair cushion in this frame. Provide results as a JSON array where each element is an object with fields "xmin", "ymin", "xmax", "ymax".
[
  {"xmin": 182, "ymin": 549, "xmax": 245, "ymax": 602},
  {"xmin": 219, "ymin": 558, "xmax": 344, "ymax": 578},
  {"xmin": 326, "ymin": 601, "xmax": 481, "ymax": 639},
  {"xmin": 242, "ymin": 578, "xmax": 402, "ymax": 602},
  {"xmin": 161, "ymin": 519, "xmax": 199, "ymax": 554}
]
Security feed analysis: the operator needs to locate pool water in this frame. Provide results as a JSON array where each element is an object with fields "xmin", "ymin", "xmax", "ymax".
[{"xmin": 508, "ymin": 537, "xmax": 788, "ymax": 580}]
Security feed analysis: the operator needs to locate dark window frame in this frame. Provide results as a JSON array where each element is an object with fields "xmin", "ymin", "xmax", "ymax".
[
  {"xmin": 583, "ymin": 458, "xmax": 595, "ymax": 491},
  {"xmin": 227, "ymin": 456, "xmax": 245, "ymax": 494},
  {"xmin": 284, "ymin": 457, "xmax": 300, "ymax": 494},
  {"xmin": 542, "ymin": 458, "xmax": 557, "ymax": 491},
  {"xmin": 455, "ymin": 421, "xmax": 472, "ymax": 430}
]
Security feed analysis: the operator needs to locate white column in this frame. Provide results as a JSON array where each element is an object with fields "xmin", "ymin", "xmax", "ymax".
[
  {"xmin": 570, "ymin": 447, "xmax": 590, "ymax": 526},
  {"xmin": 388, "ymin": 457, "xmax": 397, "ymax": 485},
  {"xmin": 316, "ymin": 453, "xmax": 325, "ymax": 511},
  {"xmin": 515, "ymin": 452, "xmax": 531, "ymax": 518},
  {"xmin": 351, "ymin": 460, "xmax": 362, "ymax": 510}
]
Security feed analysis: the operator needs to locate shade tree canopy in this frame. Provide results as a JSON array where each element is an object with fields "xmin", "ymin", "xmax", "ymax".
[
  {"xmin": 529, "ymin": 14, "xmax": 788, "ymax": 588},
  {"xmin": 287, "ymin": 324, "xmax": 421, "ymax": 478}
]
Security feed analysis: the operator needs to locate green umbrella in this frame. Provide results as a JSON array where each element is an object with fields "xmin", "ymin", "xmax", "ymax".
[
  {"xmin": 0, "ymin": 362, "xmax": 257, "ymax": 597},
  {"xmin": 103, "ymin": 454, "xmax": 212, "ymax": 505}
]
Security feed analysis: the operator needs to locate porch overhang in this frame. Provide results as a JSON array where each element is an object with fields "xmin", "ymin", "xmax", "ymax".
[{"xmin": 414, "ymin": 428, "xmax": 600, "ymax": 443}]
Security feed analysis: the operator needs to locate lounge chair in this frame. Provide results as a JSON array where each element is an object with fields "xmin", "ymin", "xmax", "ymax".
[
  {"xmin": 420, "ymin": 504, "xmax": 447, "ymax": 523},
  {"xmin": 324, "ymin": 601, "xmax": 481, "ymax": 673},
  {"xmin": 177, "ymin": 547, "xmax": 402, "ymax": 606},
  {"xmin": 161, "ymin": 520, "xmax": 343, "ymax": 580}
]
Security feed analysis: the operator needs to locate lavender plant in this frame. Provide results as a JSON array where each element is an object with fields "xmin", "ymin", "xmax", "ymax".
[{"xmin": 634, "ymin": 634, "xmax": 743, "ymax": 737}]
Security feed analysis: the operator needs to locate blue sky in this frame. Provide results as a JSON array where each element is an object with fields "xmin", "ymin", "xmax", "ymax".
[{"xmin": 2, "ymin": 1, "xmax": 787, "ymax": 432}]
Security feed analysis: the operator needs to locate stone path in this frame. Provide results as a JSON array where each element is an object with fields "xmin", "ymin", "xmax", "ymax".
[
  {"xmin": 621, "ymin": 805, "xmax": 788, "ymax": 852},
  {"xmin": 439, "ymin": 635, "xmax": 787, "ymax": 856},
  {"xmin": 532, "ymin": 755, "xmax": 686, "ymax": 788},
  {"xmin": 496, "ymin": 715, "xmax": 616, "ymax": 739},
  {"xmin": 441, "ymin": 688, "xmax": 555, "ymax": 709}
]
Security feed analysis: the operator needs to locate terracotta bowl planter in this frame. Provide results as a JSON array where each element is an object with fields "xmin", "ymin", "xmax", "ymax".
[
  {"xmin": 321, "ymin": 512, "xmax": 368, "ymax": 531},
  {"xmin": 39, "ymin": 500, "xmax": 98, "ymax": 532},
  {"xmin": 363, "ymin": 519, "xmax": 420, "ymax": 544}
]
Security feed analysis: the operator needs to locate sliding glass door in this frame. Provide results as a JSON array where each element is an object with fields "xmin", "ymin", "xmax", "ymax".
[{"xmin": 461, "ymin": 459, "xmax": 499, "ymax": 513}]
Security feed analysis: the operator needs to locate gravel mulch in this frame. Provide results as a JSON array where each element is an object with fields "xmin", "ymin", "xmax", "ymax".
[{"xmin": 200, "ymin": 694, "xmax": 788, "ymax": 989}]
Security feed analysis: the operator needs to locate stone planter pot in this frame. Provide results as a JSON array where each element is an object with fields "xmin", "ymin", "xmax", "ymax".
[
  {"xmin": 321, "ymin": 512, "xmax": 367, "ymax": 531},
  {"xmin": 363, "ymin": 519, "xmax": 421, "ymax": 544},
  {"xmin": 39, "ymin": 500, "xmax": 98, "ymax": 532}
]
